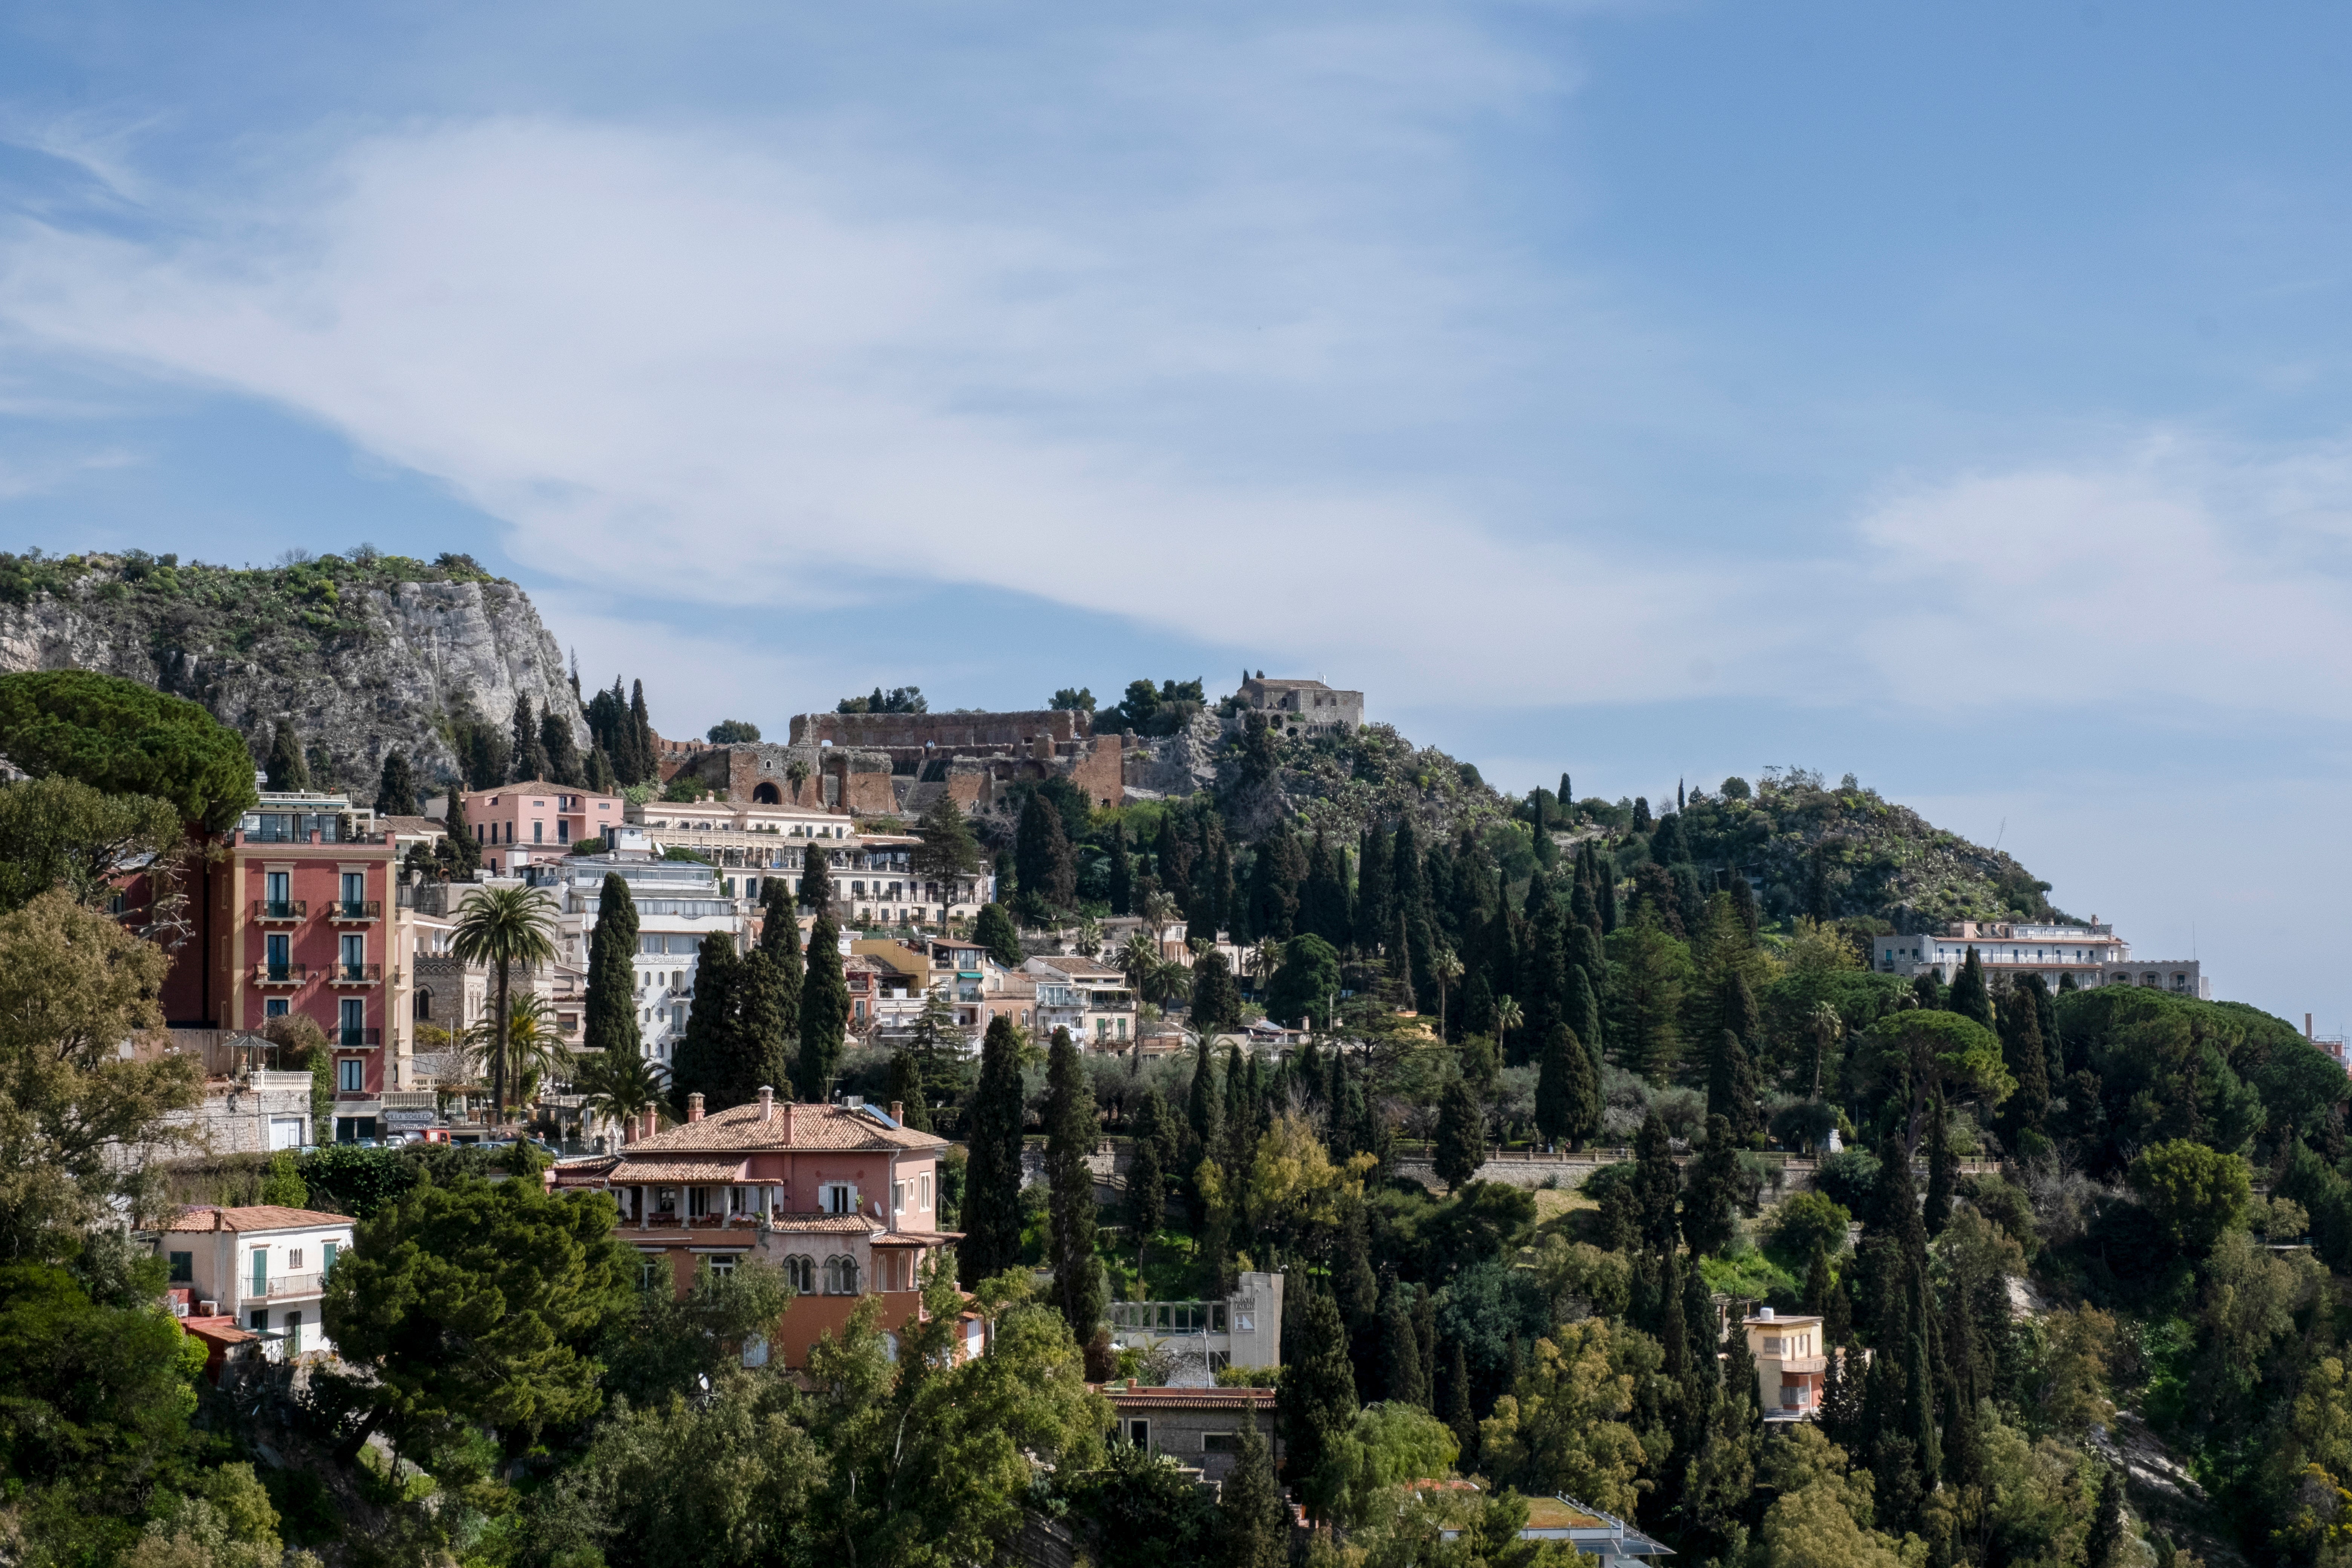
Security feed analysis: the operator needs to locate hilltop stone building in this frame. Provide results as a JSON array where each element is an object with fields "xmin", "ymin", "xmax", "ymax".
[{"xmin": 1235, "ymin": 675, "xmax": 1363, "ymax": 736}]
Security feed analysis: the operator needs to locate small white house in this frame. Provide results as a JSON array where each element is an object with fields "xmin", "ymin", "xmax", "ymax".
[{"xmin": 156, "ymin": 1205, "xmax": 355, "ymax": 1359}]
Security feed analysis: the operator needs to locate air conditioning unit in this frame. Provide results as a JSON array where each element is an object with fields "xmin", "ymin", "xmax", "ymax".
[{"xmin": 199, "ymin": 1300, "xmax": 219, "ymax": 1316}]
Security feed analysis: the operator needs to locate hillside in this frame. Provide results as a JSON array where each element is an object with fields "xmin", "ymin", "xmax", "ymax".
[{"xmin": 0, "ymin": 548, "xmax": 580, "ymax": 793}]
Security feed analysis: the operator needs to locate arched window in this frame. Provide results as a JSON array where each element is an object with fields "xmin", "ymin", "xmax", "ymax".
[
  {"xmin": 753, "ymin": 782, "xmax": 782, "ymax": 805},
  {"xmin": 823, "ymin": 1254, "xmax": 859, "ymax": 1295},
  {"xmin": 413, "ymin": 988, "xmax": 433, "ymax": 1021},
  {"xmin": 822, "ymin": 1256, "xmax": 844, "ymax": 1294},
  {"xmin": 786, "ymin": 1255, "xmax": 815, "ymax": 1293}
]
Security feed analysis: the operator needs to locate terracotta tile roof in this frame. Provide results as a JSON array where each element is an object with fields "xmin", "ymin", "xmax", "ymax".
[
  {"xmin": 622, "ymin": 1098, "xmax": 948, "ymax": 1154},
  {"xmin": 380, "ymin": 815, "xmax": 447, "ymax": 837},
  {"xmin": 873, "ymin": 1229, "xmax": 962, "ymax": 1246},
  {"xmin": 1102, "ymin": 1386, "xmax": 1277, "ymax": 1408},
  {"xmin": 763, "ymin": 1213, "xmax": 888, "ymax": 1235},
  {"xmin": 606, "ymin": 1159, "xmax": 749, "ymax": 1183},
  {"xmin": 165, "ymin": 1205, "xmax": 355, "ymax": 1234},
  {"xmin": 469, "ymin": 781, "xmax": 622, "ymax": 800}
]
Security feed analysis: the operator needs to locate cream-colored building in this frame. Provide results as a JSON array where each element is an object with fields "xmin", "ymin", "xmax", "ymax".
[{"xmin": 1743, "ymin": 1307, "xmax": 1827, "ymax": 1421}]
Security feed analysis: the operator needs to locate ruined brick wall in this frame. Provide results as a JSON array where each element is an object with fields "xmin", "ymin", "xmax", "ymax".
[{"xmin": 789, "ymin": 709, "xmax": 1090, "ymax": 749}]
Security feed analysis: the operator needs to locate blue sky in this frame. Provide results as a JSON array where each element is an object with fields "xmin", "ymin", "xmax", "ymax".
[{"xmin": 1, "ymin": 2, "xmax": 2348, "ymax": 1029}]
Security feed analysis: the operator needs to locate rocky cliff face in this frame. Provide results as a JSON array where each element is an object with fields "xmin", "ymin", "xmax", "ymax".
[{"xmin": 0, "ymin": 550, "xmax": 582, "ymax": 792}]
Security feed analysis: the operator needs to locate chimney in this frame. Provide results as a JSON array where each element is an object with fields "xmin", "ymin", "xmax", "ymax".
[
  {"xmin": 890, "ymin": 1100, "xmax": 904, "ymax": 1124},
  {"xmin": 688, "ymin": 1092, "xmax": 705, "ymax": 1123},
  {"xmin": 782, "ymin": 1100, "xmax": 795, "ymax": 1142},
  {"xmin": 759, "ymin": 1086, "xmax": 775, "ymax": 1123},
  {"xmin": 2310, "ymin": 1014, "xmax": 2317, "ymax": 1040},
  {"xmin": 640, "ymin": 1101, "xmax": 656, "ymax": 1142}
]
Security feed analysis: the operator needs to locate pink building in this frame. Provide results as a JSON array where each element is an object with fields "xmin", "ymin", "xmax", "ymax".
[
  {"xmin": 576, "ymin": 1090, "xmax": 957, "ymax": 1368},
  {"xmin": 458, "ymin": 782, "xmax": 624, "ymax": 851}
]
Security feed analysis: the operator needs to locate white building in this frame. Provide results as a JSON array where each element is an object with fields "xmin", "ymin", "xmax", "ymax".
[
  {"xmin": 1872, "ymin": 919, "xmax": 2210, "ymax": 1000},
  {"xmin": 628, "ymin": 801, "xmax": 994, "ymax": 929},
  {"xmin": 1106, "ymin": 1271, "xmax": 1285, "ymax": 1386},
  {"xmin": 1023, "ymin": 955, "xmax": 1138, "ymax": 1047},
  {"xmin": 154, "ymin": 1205, "xmax": 355, "ymax": 1358}
]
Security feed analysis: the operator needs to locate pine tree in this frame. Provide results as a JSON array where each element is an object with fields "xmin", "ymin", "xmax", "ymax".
[
  {"xmin": 374, "ymin": 750, "xmax": 419, "ymax": 816},
  {"xmin": 1216, "ymin": 1421, "xmax": 1287, "ymax": 1568},
  {"xmin": 541, "ymin": 706, "xmax": 583, "ymax": 787},
  {"xmin": 442, "ymin": 786, "xmax": 481, "ymax": 877},
  {"xmin": 1633, "ymin": 1111, "xmax": 1680, "ymax": 1256},
  {"xmin": 266, "ymin": 719, "xmax": 309, "ymax": 792},
  {"xmin": 1923, "ymin": 1094, "xmax": 1955, "ymax": 1237},
  {"xmin": 671, "ymin": 933, "xmax": 741, "ymax": 1111},
  {"xmin": 1191, "ymin": 950, "xmax": 1243, "ymax": 1034},
  {"xmin": 758, "ymin": 875, "xmax": 803, "ymax": 1044},
  {"xmin": 1433, "ymin": 1075, "xmax": 1485, "ymax": 1192},
  {"xmin": 1277, "ymin": 1287, "xmax": 1358, "ymax": 1519},
  {"xmin": 1949, "ymin": 946, "xmax": 1995, "ymax": 1028},
  {"xmin": 1015, "ymin": 791, "xmax": 1078, "ymax": 916},
  {"xmin": 974, "ymin": 901, "xmax": 1022, "ymax": 967},
  {"xmin": 628, "ymin": 679, "xmax": 655, "ymax": 784},
  {"xmin": 1706, "ymin": 1027, "xmax": 1762, "ymax": 1146},
  {"xmin": 1379, "ymin": 1284, "xmax": 1426, "ymax": 1407},
  {"xmin": 1354, "ymin": 824, "xmax": 1392, "ymax": 951},
  {"xmin": 585, "ymin": 873, "xmax": 642, "ymax": 1058},
  {"xmin": 1107, "ymin": 820, "xmax": 1133, "ymax": 916},
  {"xmin": 1045, "ymin": 1026, "xmax": 1105, "ymax": 1342},
  {"xmin": 797, "ymin": 913, "xmax": 850, "ymax": 1100},
  {"xmin": 960, "ymin": 1015, "xmax": 1028, "ymax": 1288}
]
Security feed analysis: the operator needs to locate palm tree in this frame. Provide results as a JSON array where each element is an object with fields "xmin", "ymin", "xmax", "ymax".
[
  {"xmin": 1118, "ymin": 931, "xmax": 1160, "ymax": 1002},
  {"xmin": 1433, "ymin": 948, "xmax": 1464, "ymax": 1039},
  {"xmin": 1250, "ymin": 937, "xmax": 1283, "ymax": 997},
  {"xmin": 451, "ymin": 884, "xmax": 559, "ymax": 1123},
  {"xmin": 1492, "ymin": 994, "xmax": 1524, "ymax": 1064},
  {"xmin": 468, "ymin": 994, "xmax": 571, "ymax": 1107},
  {"xmin": 574, "ymin": 1044, "xmax": 670, "ymax": 1143},
  {"xmin": 1808, "ymin": 1000, "xmax": 1844, "ymax": 1099}
]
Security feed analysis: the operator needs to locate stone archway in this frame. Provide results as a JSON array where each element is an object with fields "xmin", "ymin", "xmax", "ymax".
[{"xmin": 753, "ymin": 781, "xmax": 782, "ymax": 805}]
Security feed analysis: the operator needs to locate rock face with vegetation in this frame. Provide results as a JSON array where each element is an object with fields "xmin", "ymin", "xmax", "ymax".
[{"xmin": 0, "ymin": 548, "xmax": 582, "ymax": 792}]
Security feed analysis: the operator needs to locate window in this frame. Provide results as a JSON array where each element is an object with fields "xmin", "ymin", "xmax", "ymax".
[
  {"xmin": 709, "ymin": 1257, "xmax": 737, "ymax": 1280},
  {"xmin": 168, "ymin": 1251, "xmax": 193, "ymax": 1284},
  {"xmin": 786, "ymin": 1254, "xmax": 815, "ymax": 1293},
  {"xmin": 341, "ymin": 933, "xmax": 365, "ymax": 974},
  {"xmin": 323, "ymin": 1242, "xmax": 338, "ymax": 1275},
  {"xmin": 341, "ymin": 872, "xmax": 364, "ymax": 909},
  {"xmin": 688, "ymin": 1187, "xmax": 711, "ymax": 1219},
  {"xmin": 558, "ymin": 819, "xmax": 570, "ymax": 844},
  {"xmin": 1202, "ymin": 1432, "xmax": 1243, "ymax": 1454},
  {"xmin": 534, "ymin": 821, "xmax": 544, "ymax": 844},
  {"xmin": 283, "ymin": 1310, "xmax": 301, "ymax": 1353},
  {"xmin": 266, "ymin": 999, "xmax": 289, "ymax": 1020},
  {"xmin": 1123, "ymin": 1419, "xmax": 1150, "ymax": 1449},
  {"xmin": 822, "ymin": 1183, "xmax": 857, "ymax": 1216},
  {"xmin": 414, "ymin": 988, "xmax": 433, "ymax": 1021},
  {"xmin": 340, "ymin": 998, "xmax": 365, "ymax": 1044},
  {"xmin": 250, "ymin": 1308, "xmax": 269, "ymax": 1332},
  {"xmin": 265, "ymin": 933, "xmax": 291, "ymax": 974},
  {"xmin": 1762, "ymin": 1336, "xmax": 1782, "ymax": 1354},
  {"xmin": 288, "ymin": 1248, "xmax": 305, "ymax": 1270},
  {"xmin": 250, "ymin": 1249, "xmax": 268, "ymax": 1295},
  {"xmin": 336, "ymin": 1057, "xmax": 363, "ymax": 1093},
  {"xmin": 639, "ymin": 1254, "xmax": 666, "ymax": 1291},
  {"xmin": 920, "ymin": 1173, "xmax": 932, "ymax": 1211}
]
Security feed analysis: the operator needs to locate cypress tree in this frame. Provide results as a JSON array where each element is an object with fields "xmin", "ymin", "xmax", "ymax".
[
  {"xmin": 511, "ymin": 694, "xmax": 552, "ymax": 782},
  {"xmin": 1216, "ymin": 1423, "xmax": 1287, "ymax": 1568},
  {"xmin": 1185, "ymin": 1031, "xmax": 1223, "ymax": 1174},
  {"xmin": 1631, "ymin": 796, "xmax": 1652, "ymax": 833},
  {"xmin": 629, "ymin": 679, "xmax": 655, "ymax": 784},
  {"xmin": 1729, "ymin": 873, "xmax": 1759, "ymax": 942},
  {"xmin": 1127, "ymin": 1087, "xmax": 1167, "ymax": 1266},
  {"xmin": 1190, "ymin": 950, "xmax": 1243, "ymax": 1034},
  {"xmin": 1536, "ymin": 1022, "xmax": 1597, "ymax": 1150},
  {"xmin": 1706, "ymin": 1027, "xmax": 1762, "ymax": 1146},
  {"xmin": 541, "ymin": 705, "xmax": 583, "ymax": 787},
  {"xmin": 1682, "ymin": 1114, "xmax": 1742, "ymax": 1256},
  {"xmin": 727, "ymin": 920, "xmax": 794, "ymax": 1110},
  {"xmin": 974, "ymin": 902, "xmax": 1022, "ymax": 967},
  {"xmin": 1277, "ymin": 1287, "xmax": 1358, "ymax": 1518},
  {"xmin": 758, "ymin": 875, "xmax": 803, "ymax": 1043},
  {"xmin": 1245, "ymin": 827, "xmax": 1304, "ymax": 944},
  {"xmin": 799, "ymin": 832, "xmax": 836, "ymax": 912},
  {"xmin": 1334, "ymin": 1196, "xmax": 1378, "ymax": 1334},
  {"xmin": 1303, "ymin": 828, "xmax": 1351, "ymax": 947},
  {"xmin": 1045, "ymin": 1026, "xmax": 1106, "ymax": 1342},
  {"xmin": 1015, "ymin": 790, "xmax": 1078, "ymax": 915},
  {"xmin": 1220, "ymin": 1043, "xmax": 1251, "ymax": 1174},
  {"xmin": 960, "ymin": 1015, "xmax": 1027, "ymax": 1288},
  {"xmin": 374, "ymin": 750, "xmax": 419, "ymax": 816},
  {"xmin": 1107, "ymin": 820, "xmax": 1132, "ymax": 916},
  {"xmin": 1156, "ymin": 812, "xmax": 1194, "ymax": 908},
  {"xmin": 1597, "ymin": 858, "xmax": 1620, "ymax": 933},
  {"xmin": 796, "ymin": 912, "xmax": 850, "ymax": 1100},
  {"xmin": 586, "ymin": 741, "xmax": 618, "ymax": 796},
  {"xmin": 1650, "ymin": 812, "xmax": 1689, "ymax": 867},
  {"xmin": 266, "ymin": 719, "xmax": 309, "ymax": 792},
  {"xmin": 1997, "ymin": 986, "xmax": 2051, "ymax": 1139},
  {"xmin": 1566, "ymin": 961, "xmax": 1605, "ymax": 1075},
  {"xmin": 1517, "ymin": 875, "xmax": 1566, "ymax": 1064},
  {"xmin": 1355, "ymin": 824, "xmax": 1392, "ymax": 951},
  {"xmin": 1949, "ymin": 946, "xmax": 1995, "ymax": 1029},
  {"xmin": 2085, "ymin": 1465, "xmax": 2125, "ymax": 1568},
  {"xmin": 886, "ymin": 1050, "xmax": 931, "ymax": 1132},
  {"xmin": 1633, "ymin": 1111, "xmax": 1680, "ymax": 1256},
  {"xmin": 1380, "ymin": 1283, "xmax": 1426, "ymax": 1407},
  {"xmin": 1804, "ymin": 1245, "xmax": 1834, "ymax": 1315},
  {"xmin": 1681, "ymin": 1256, "xmax": 1720, "ymax": 1398},
  {"xmin": 442, "ymin": 786, "xmax": 481, "ymax": 877},
  {"xmin": 1446, "ymin": 1341, "xmax": 1477, "ymax": 1461},
  {"xmin": 1923, "ymin": 1094, "xmax": 1955, "ymax": 1237},
  {"xmin": 585, "ymin": 873, "xmax": 642, "ymax": 1058},
  {"xmin": 671, "ymin": 933, "xmax": 741, "ymax": 1111},
  {"xmin": 1433, "ymin": 1075, "xmax": 1485, "ymax": 1192},
  {"xmin": 1912, "ymin": 970, "xmax": 1946, "ymax": 1011}
]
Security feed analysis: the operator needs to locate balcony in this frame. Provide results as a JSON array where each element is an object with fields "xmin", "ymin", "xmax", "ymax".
[
  {"xmin": 252, "ymin": 900, "xmax": 307, "ymax": 922},
  {"xmin": 250, "ymin": 1272, "xmax": 325, "ymax": 1300},
  {"xmin": 336, "ymin": 1027, "xmax": 382, "ymax": 1048},
  {"xmin": 329, "ymin": 900, "xmax": 381, "ymax": 922},
  {"xmin": 328, "ymin": 963, "xmax": 382, "ymax": 986},
  {"xmin": 253, "ymin": 963, "xmax": 307, "ymax": 986}
]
